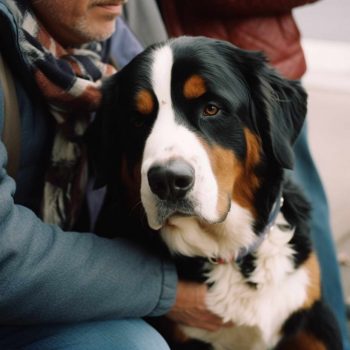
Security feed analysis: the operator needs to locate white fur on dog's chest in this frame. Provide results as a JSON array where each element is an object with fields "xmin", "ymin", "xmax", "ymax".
[{"xmin": 182, "ymin": 217, "xmax": 310, "ymax": 349}]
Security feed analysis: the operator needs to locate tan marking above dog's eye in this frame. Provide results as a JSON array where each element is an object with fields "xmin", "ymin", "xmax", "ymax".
[
  {"xmin": 183, "ymin": 75, "xmax": 206, "ymax": 99},
  {"xmin": 203, "ymin": 104, "xmax": 220, "ymax": 117},
  {"xmin": 135, "ymin": 89, "xmax": 154, "ymax": 115}
]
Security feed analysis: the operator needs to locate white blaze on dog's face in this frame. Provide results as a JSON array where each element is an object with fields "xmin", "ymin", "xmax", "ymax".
[{"xmin": 141, "ymin": 45, "xmax": 226, "ymax": 230}]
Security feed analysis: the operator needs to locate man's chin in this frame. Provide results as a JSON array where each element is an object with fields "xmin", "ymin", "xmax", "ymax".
[{"xmin": 73, "ymin": 18, "xmax": 117, "ymax": 45}]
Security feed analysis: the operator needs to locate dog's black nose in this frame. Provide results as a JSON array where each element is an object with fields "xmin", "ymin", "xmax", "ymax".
[{"xmin": 147, "ymin": 160, "xmax": 195, "ymax": 200}]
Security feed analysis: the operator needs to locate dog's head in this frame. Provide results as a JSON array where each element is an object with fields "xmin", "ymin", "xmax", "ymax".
[{"xmin": 91, "ymin": 36, "xmax": 307, "ymax": 256}]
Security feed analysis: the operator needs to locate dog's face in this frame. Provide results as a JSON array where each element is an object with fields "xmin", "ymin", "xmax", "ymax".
[{"xmin": 92, "ymin": 36, "xmax": 307, "ymax": 257}]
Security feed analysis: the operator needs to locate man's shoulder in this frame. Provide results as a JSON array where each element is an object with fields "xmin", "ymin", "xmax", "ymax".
[
  {"xmin": 0, "ymin": 1, "xmax": 23, "ymax": 72},
  {"xmin": 108, "ymin": 17, "xmax": 143, "ymax": 70},
  {"xmin": 0, "ymin": 0, "xmax": 19, "ymax": 32}
]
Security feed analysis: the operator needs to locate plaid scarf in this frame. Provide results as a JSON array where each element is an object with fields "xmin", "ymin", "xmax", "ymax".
[{"xmin": 8, "ymin": 0, "xmax": 116, "ymax": 229}]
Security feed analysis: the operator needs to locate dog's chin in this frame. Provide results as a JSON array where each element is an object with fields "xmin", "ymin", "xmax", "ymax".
[
  {"xmin": 156, "ymin": 205, "xmax": 230, "ymax": 231},
  {"xmin": 165, "ymin": 211, "xmax": 227, "ymax": 227},
  {"xmin": 146, "ymin": 195, "xmax": 232, "ymax": 230},
  {"xmin": 155, "ymin": 208, "xmax": 194, "ymax": 230}
]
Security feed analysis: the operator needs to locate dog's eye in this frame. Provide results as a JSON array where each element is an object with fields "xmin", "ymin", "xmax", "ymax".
[{"xmin": 203, "ymin": 104, "xmax": 219, "ymax": 117}]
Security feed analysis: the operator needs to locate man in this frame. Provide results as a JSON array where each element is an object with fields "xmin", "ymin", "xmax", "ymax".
[{"xmin": 0, "ymin": 1, "xmax": 225, "ymax": 349}]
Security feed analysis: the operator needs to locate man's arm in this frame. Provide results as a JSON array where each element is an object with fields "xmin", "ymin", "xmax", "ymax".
[{"xmin": 0, "ymin": 139, "xmax": 177, "ymax": 325}]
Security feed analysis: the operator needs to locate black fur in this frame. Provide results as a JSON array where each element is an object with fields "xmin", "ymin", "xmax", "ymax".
[
  {"xmin": 281, "ymin": 178, "xmax": 313, "ymax": 268},
  {"xmin": 276, "ymin": 301, "xmax": 342, "ymax": 350}
]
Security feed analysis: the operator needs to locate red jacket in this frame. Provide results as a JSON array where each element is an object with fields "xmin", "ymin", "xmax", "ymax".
[{"xmin": 158, "ymin": 0, "xmax": 318, "ymax": 79}]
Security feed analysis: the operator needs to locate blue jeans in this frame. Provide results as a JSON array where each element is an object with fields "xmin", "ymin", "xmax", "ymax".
[
  {"xmin": 293, "ymin": 123, "xmax": 350, "ymax": 350},
  {"xmin": 0, "ymin": 319, "xmax": 170, "ymax": 350}
]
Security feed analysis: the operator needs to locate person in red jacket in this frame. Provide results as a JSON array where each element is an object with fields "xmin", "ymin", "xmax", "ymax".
[
  {"xmin": 159, "ymin": 0, "xmax": 314, "ymax": 81},
  {"xmin": 157, "ymin": 1, "xmax": 350, "ymax": 348}
]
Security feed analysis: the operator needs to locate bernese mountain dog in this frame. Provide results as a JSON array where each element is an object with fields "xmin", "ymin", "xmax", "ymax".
[{"xmin": 89, "ymin": 36, "xmax": 342, "ymax": 350}]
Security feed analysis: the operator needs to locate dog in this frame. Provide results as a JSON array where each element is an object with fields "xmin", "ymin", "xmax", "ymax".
[{"xmin": 89, "ymin": 36, "xmax": 342, "ymax": 350}]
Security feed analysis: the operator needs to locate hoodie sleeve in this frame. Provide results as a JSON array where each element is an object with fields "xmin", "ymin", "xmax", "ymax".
[{"xmin": 0, "ymin": 135, "xmax": 177, "ymax": 325}]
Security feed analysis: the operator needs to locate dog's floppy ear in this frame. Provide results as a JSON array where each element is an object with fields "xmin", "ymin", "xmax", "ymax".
[
  {"xmin": 86, "ymin": 74, "xmax": 121, "ymax": 188},
  {"xmin": 219, "ymin": 42, "xmax": 307, "ymax": 170},
  {"xmin": 257, "ymin": 66, "xmax": 307, "ymax": 169}
]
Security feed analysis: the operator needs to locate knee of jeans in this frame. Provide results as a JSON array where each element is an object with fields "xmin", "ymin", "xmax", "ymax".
[
  {"xmin": 0, "ymin": 320, "xmax": 171, "ymax": 350},
  {"xmin": 116, "ymin": 319, "xmax": 170, "ymax": 350}
]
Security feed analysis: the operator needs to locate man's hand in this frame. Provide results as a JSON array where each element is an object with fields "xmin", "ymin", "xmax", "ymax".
[{"xmin": 167, "ymin": 280, "xmax": 233, "ymax": 332}]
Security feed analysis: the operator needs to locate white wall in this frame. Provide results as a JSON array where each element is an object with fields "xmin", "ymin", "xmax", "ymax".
[{"xmin": 294, "ymin": 0, "xmax": 350, "ymax": 42}]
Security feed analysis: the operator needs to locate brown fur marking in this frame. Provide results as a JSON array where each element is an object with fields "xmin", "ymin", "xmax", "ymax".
[
  {"xmin": 183, "ymin": 75, "xmax": 206, "ymax": 99},
  {"xmin": 135, "ymin": 89, "xmax": 154, "ymax": 115},
  {"xmin": 199, "ymin": 138, "xmax": 237, "ymax": 218},
  {"xmin": 232, "ymin": 128, "xmax": 261, "ymax": 217},
  {"xmin": 302, "ymin": 253, "xmax": 321, "ymax": 308},
  {"xmin": 277, "ymin": 331, "xmax": 326, "ymax": 350}
]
